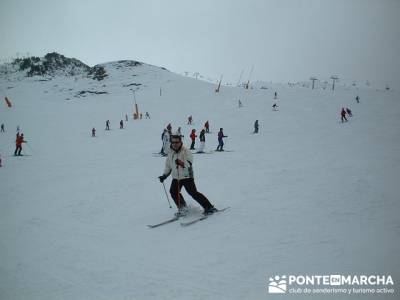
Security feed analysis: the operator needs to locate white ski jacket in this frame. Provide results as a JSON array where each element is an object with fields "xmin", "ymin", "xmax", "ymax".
[{"xmin": 163, "ymin": 145, "xmax": 194, "ymax": 180}]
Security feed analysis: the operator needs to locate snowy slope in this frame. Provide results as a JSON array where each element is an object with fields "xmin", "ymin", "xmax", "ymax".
[{"xmin": 0, "ymin": 60, "xmax": 399, "ymax": 300}]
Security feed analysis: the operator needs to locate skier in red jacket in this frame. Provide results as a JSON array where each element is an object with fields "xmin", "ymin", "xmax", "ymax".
[
  {"xmin": 14, "ymin": 133, "xmax": 26, "ymax": 156},
  {"xmin": 189, "ymin": 129, "xmax": 197, "ymax": 150}
]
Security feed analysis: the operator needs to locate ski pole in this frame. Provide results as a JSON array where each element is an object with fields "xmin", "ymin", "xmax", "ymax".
[
  {"xmin": 176, "ymin": 165, "xmax": 181, "ymax": 210},
  {"xmin": 162, "ymin": 181, "xmax": 172, "ymax": 208},
  {"xmin": 25, "ymin": 142, "xmax": 35, "ymax": 154}
]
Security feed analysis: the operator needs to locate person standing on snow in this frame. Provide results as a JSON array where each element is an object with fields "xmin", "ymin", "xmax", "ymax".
[
  {"xmin": 14, "ymin": 133, "xmax": 27, "ymax": 156},
  {"xmin": 189, "ymin": 129, "xmax": 197, "ymax": 150},
  {"xmin": 158, "ymin": 133, "xmax": 217, "ymax": 215},
  {"xmin": 254, "ymin": 120, "xmax": 259, "ymax": 134},
  {"xmin": 341, "ymin": 108, "xmax": 348, "ymax": 123},
  {"xmin": 162, "ymin": 129, "xmax": 170, "ymax": 156},
  {"xmin": 346, "ymin": 107, "xmax": 353, "ymax": 117},
  {"xmin": 92, "ymin": 127, "xmax": 96, "ymax": 137},
  {"xmin": 197, "ymin": 129, "xmax": 206, "ymax": 153},
  {"xmin": 1, "ymin": 123, "xmax": 4, "ymax": 132},
  {"xmin": 105, "ymin": 120, "xmax": 110, "ymax": 130},
  {"xmin": 216, "ymin": 128, "xmax": 228, "ymax": 151},
  {"xmin": 204, "ymin": 120, "xmax": 210, "ymax": 133},
  {"xmin": 120, "ymin": 120, "xmax": 124, "ymax": 129},
  {"xmin": 160, "ymin": 129, "xmax": 167, "ymax": 155}
]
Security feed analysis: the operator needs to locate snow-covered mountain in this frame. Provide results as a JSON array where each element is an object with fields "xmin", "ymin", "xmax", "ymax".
[{"xmin": 0, "ymin": 53, "xmax": 399, "ymax": 300}]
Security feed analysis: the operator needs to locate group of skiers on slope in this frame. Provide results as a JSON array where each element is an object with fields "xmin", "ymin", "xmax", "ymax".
[
  {"xmin": 157, "ymin": 95, "xmax": 360, "ymax": 217},
  {"xmin": 91, "ymin": 112, "xmax": 151, "ymax": 137},
  {"xmin": 160, "ymin": 121, "xmax": 228, "ymax": 156}
]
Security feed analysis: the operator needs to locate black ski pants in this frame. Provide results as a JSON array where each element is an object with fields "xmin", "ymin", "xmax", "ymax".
[
  {"xmin": 14, "ymin": 145, "xmax": 22, "ymax": 156},
  {"xmin": 170, "ymin": 178, "xmax": 213, "ymax": 210}
]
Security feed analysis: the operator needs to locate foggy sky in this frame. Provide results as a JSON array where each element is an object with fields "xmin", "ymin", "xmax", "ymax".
[{"xmin": 1, "ymin": 0, "xmax": 399, "ymax": 86}]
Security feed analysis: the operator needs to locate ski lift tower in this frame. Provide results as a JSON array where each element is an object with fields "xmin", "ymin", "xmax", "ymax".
[
  {"xmin": 330, "ymin": 76, "xmax": 339, "ymax": 91},
  {"xmin": 310, "ymin": 77, "xmax": 318, "ymax": 89},
  {"xmin": 132, "ymin": 90, "xmax": 139, "ymax": 119}
]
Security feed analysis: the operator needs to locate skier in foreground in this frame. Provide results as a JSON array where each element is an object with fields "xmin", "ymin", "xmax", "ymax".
[{"xmin": 158, "ymin": 133, "xmax": 217, "ymax": 216}]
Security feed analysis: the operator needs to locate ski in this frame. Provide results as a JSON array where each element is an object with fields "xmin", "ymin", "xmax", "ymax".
[
  {"xmin": 192, "ymin": 151, "xmax": 213, "ymax": 155},
  {"xmin": 180, "ymin": 207, "xmax": 230, "ymax": 227},
  {"xmin": 147, "ymin": 216, "xmax": 179, "ymax": 228},
  {"xmin": 152, "ymin": 152, "xmax": 167, "ymax": 157}
]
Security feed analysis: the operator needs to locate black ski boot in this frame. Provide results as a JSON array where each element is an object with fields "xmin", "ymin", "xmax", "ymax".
[{"xmin": 203, "ymin": 206, "xmax": 218, "ymax": 215}]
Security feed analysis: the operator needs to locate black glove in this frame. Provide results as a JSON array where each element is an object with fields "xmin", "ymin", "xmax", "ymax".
[{"xmin": 158, "ymin": 174, "xmax": 167, "ymax": 183}]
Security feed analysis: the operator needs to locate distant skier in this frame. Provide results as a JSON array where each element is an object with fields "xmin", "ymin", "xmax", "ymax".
[
  {"xmin": 92, "ymin": 127, "xmax": 96, "ymax": 137},
  {"xmin": 189, "ymin": 129, "xmax": 197, "ymax": 150},
  {"xmin": 187, "ymin": 115, "xmax": 193, "ymax": 125},
  {"xmin": 272, "ymin": 103, "xmax": 278, "ymax": 111},
  {"xmin": 216, "ymin": 128, "xmax": 228, "ymax": 151},
  {"xmin": 346, "ymin": 108, "xmax": 353, "ymax": 117},
  {"xmin": 198, "ymin": 129, "xmax": 206, "ymax": 153},
  {"xmin": 341, "ymin": 108, "xmax": 348, "ymax": 123},
  {"xmin": 356, "ymin": 95, "xmax": 360, "ymax": 103},
  {"xmin": 158, "ymin": 133, "xmax": 217, "ymax": 215},
  {"xmin": 0, "ymin": 123, "xmax": 4, "ymax": 132},
  {"xmin": 145, "ymin": 112, "xmax": 150, "ymax": 119},
  {"xmin": 140, "ymin": 113, "xmax": 143, "ymax": 119},
  {"xmin": 176, "ymin": 127, "xmax": 183, "ymax": 137},
  {"xmin": 274, "ymin": 92, "xmax": 278, "ymax": 99},
  {"xmin": 238, "ymin": 100, "xmax": 243, "ymax": 108},
  {"xmin": 120, "ymin": 120, "xmax": 124, "ymax": 129},
  {"xmin": 14, "ymin": 133, "xmax": 26, "ymax": 156},
  {"xmin": 125, "ymin": 114, "xmax": 128, "ymax": 122},
  {"xmin": 204, "ymin": 120, "xmax": 210, "ymax": 133},
  {"xmin": 254, "ymin": 120, "xmax": 259, "ymax": 134},
  {"xmin": 105, "ymin": 120, "xmax": 110, "ymax": 130},
  {"xmin": 160, "ymin": 129, "xmax": 167, "ymax": 155},
  {"xmin": 162, "ymin": 129, "xmax": 170, "ymax": 156}
]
